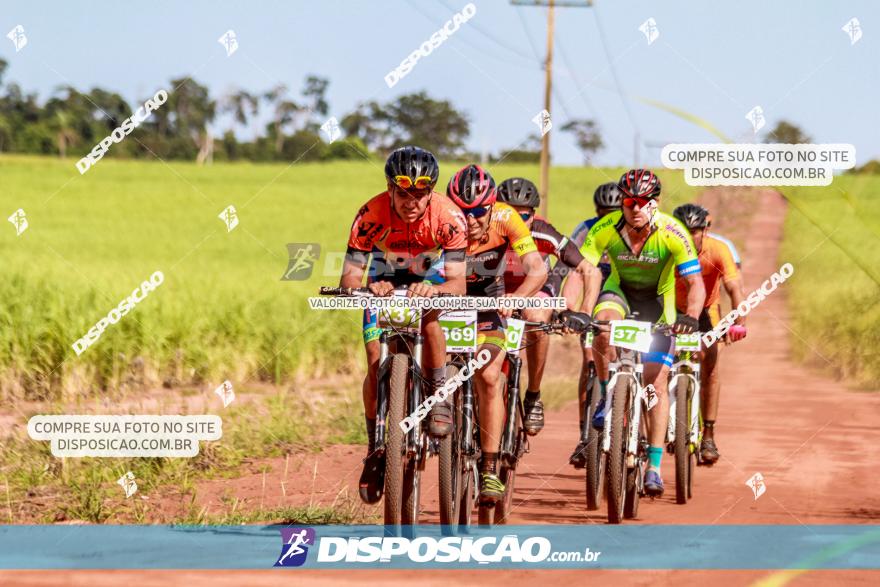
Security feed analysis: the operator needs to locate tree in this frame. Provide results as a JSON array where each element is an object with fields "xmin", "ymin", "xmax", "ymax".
[
  {"xmin": 301, "ymin": 75, "xmax": 329, "ymax": 130},
  {"xmin": 385, "ymin": 92, "xmax": 469, "ymax": 158},
  {"xmin": 166, "ymin": 77, "xmax": 216, "ymax": 163},
  {"xmin": 561, "ymin": 119, "xmax": 603, "ymax": 165},
  {"xmin": 263, "ymin": 84, "xmax": 301, "ymax": 155},
  {"xmin": 764, "ymin": 120, "xmax": 811, "ymax": 144}
]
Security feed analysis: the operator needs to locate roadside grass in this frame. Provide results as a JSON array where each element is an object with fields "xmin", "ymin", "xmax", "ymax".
[
  {"xmin": 779, "ymin": 175, "xmax": 880, "ymax": 387},
  {"xmin": 0, "ymin": 155, "xmax": 699, "ymax": 400}
]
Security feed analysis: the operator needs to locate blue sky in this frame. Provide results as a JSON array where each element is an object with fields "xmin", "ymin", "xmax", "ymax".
[{"xmin": 0, "ymin": 0, "xmax": 877, "ymax": 165}]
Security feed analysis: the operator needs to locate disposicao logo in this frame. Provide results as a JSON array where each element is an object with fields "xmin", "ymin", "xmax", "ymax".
[{"xmin": 275, "ymin": 527, "xmax": 316, "ymax": 567}]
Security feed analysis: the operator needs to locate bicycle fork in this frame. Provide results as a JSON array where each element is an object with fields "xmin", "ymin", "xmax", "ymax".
[{"xmin": 500, "ymin": 354, "xmax": 522, "ymax": 461}]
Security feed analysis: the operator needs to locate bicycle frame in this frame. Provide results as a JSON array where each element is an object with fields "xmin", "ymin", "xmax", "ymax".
[
  {"xmin": 601, "ymin": 348, "xmax": 646, "ymax": 459},
  {"xmin": 375, "ymin": 326, "xmax": 425, "ymax": 461}
]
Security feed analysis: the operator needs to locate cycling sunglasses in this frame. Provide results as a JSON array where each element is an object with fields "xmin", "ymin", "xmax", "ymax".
[
  {"xmin": 464, "ymin": 205, "xmax": 492, "ymax": 219},
  {"xmin": 393, "ymin": 175, "xmax": 433, "ymax": 190},
  {"xmin": 622, "ymin": 196, "xmax": 653, "ymax": 209},
  {"xmin": 519, "ymin": 211, "xmax": 533, "ymax": 221}
]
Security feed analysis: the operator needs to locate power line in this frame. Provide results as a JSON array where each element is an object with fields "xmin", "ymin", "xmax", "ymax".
[{"xmin": 589, "ymin": 1, "xmax": 641, "ymax": 137}]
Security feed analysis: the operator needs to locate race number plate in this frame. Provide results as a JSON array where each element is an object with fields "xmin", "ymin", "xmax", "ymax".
[
  {"xmin": 610, "ymin": 320, "xmax": 653, "ymax": 354},
  {"xmin": 440, "ymin": 309, "xmax": 478, "ymax": 353},
  {"xmin": 377, "ymin": 292, "xmax": 422, "ymax": 331},
  {"xmin": 674, "ymin": 333, "xmax": 701, "ymax": 352},
  {"xmin": 505, "ymin": 318, "xmax": 526, "ymax": 353}
]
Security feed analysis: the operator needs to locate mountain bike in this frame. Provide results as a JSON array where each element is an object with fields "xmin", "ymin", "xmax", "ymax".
[
  {"xmin": 475, "ymin": 311, "xmax": 591, "ymax": 527},
  {"xmin": 666, "ymin": 332, "xmax": 702, "ymax": 504},
  {"xmin": 595, "ymin": 316, "xmax": 674, "ymax": 524},
  {"xmin": 320, "ymin": 287, "xmax": 443, "ymax": 534}
]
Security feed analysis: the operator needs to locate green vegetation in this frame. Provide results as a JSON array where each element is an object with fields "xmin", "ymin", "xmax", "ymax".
[
  {"xmin": 779, "ymin": 175, "xmax": 880, "ymax": 386},
  {"xmin": 0, "ymin": 156, "xmax": 698, "ymax": 399}
]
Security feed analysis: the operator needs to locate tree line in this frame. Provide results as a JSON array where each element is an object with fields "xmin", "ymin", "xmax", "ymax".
[{"xmin": 0, "ymin": 58, "xmax": 605, "ymax": 165}]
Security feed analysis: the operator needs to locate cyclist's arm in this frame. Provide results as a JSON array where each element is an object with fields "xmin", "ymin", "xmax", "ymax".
[
  {"xmin": 576, "ymin": 223, "xmax": 607, "ymax": 314},
  {"xmin": 510, "ymin": 250, "xmax": 547, "ymax": 298},
  {"xmin": 571, "ymin": 260, "xmax": 602, "ymax": 313},
  {"xmin": 340, "ymin": 249, "xmax": 369, "ymax": 289},
  {"xmin": 681, "ymin": 273, "xmax": 706, "ymax": 319},
  {"xmin": 717, "ymin": 241, "xmax": 745, "ymax": 326},
  {"xmin": 435, "ymin": 251, "xmax": 466, "ymax": 296}
]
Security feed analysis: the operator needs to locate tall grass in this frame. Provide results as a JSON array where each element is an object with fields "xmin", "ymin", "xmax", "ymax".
[
  {"xmin": 779, "ymin": 175, "xmax": 880, "ymax": 387},
  {"xmin": 0, "ymin": 155, "xmax": 698, "ymax": 398}
]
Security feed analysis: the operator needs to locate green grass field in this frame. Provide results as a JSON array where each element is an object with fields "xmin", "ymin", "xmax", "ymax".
[
  {"xmin": 779, "ymin": 175, "xmax": 880, "ymax": 387},
  {"xmin": 0, "ymin": 155, "xmax": 700, "ymax": 400}
]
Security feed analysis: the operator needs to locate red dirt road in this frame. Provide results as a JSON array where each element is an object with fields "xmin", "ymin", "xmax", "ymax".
[{"xmin": 3, "ymin": 189, "xmax": 878, "ymax": 585}]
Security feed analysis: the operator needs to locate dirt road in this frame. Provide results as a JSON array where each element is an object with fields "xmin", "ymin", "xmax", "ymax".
[{"xmin": 3, "ymin": 189, "xmax": 878, "ymax": 585}]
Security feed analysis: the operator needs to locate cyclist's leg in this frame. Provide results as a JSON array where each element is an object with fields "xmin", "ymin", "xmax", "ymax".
[
  {"xmin": 359, "ymin": 309, "xmax": 384, "ymax": 504},
  {"xmin": 473, "ymin": 311, "xmax": 508, "ymax": 501},
  {"xmin": 590, "ymin": 289, "xmax": 628, "ymax": 430},
  {"xmin": 420, "ymin": 309, "xmax": 454, "ymax": 436},
  {"xmin": 699, "ymin": 305, "xmax": 722, "ymax": 462},
  {"xmin": 639, "ymin": 292, "xmax": 676, "ymax": 497},
  {"xmin": 522, "ymin": 301, "xmax": 553, "ymax": 435}
]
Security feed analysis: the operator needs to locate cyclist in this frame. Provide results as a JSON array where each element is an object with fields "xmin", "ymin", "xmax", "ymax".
[
  {"xmin": 342, "ymin": 146, "xmax": 468, "ymax": 505},
  {"xmin": 446, "ymin": 164, "xmax": 548, "ymax": 503},
  {"xmin": 672, "ymin": 204, "xmax": 747, "ymax": 465},
  {"xmin": 497, "ymin": 177, "xmax": 597, "ymax": 437},
  {"xmin": 562, "ymin": 182, "xmax": 622, "ymax": 467},
  {"xmin": 580, "ymin": 169, "xmax": 706, "ymax": 497}
]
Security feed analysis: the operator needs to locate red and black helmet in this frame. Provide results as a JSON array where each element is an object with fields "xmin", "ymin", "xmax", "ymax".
[
  {"xmin": 446, "ymin": 164, "xmax": 496, "ymax": 209},
  {"xmin": 618, "ymin": 169, "xmax": 661, "ymax": 200}
]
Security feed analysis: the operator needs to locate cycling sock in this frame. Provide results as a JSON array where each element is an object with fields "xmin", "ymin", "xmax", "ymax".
[
  {"xmin": 365, "ymin": 417, "xmax": 376, "ymax": 452},
  {"xmin": 481, "ymin": 452, "xmax": 498, "ymax": 475},
  {"xmin": 648, "ymin": 445, "xmax": 663, "ymax": 469},
  {"xmin": 599, "ymin": 380, "xmax": 608, "ymax": 399},
  {"xmin": 525, "ymin": 390, "xmax": 541, "ymax": 404},
  {"xmin": 428, "ymin": 367, "xmax": 446, "ymax": 397},
  {"xmin": 704, "ymin": 420, "xmax": 715, "ymax": 440}
]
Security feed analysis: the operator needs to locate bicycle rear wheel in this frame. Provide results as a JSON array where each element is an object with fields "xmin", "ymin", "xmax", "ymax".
[
  {"xmin": 606, "ymin": 375, "xmax": 630, "ymax": 524},
  {"xmin": 383, "ymin": 354, "xmax": 410, "ymax": 529}
]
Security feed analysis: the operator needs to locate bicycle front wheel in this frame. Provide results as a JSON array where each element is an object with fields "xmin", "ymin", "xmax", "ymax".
[
  {"xmin": 606, "ymin": 375, "xmax": 631, "ymax": 524},
  {"xmin": 439, "ymin": 364, "xmax": 461, "ymax": 532},
  {"xmin": 383, "ymin": 354, "xmax": 410, "ymax": 529},
  {"xmin": 674, "ymin": 377, "xmax": 692, "ymax": 505}
]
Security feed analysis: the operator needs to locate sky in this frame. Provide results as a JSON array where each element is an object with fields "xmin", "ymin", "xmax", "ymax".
[{"xmin": 0, "ymin": 0, "xmax": 877, "ymax": 166}]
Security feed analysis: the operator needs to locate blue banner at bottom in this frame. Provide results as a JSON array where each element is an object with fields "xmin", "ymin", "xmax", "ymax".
[{"xmin": 0, "ymin": 525, "xmax": 878, "ymax": 570}]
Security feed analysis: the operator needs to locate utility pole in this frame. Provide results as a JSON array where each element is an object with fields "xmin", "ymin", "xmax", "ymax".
[{"xmin": 512, "ymin": 0, "xmax": 593, "ymax": 218}]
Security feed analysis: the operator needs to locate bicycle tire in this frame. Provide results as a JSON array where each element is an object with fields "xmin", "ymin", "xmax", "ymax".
[
  {"xmin": 585, "ymin": 367, "xmax": 603, "ymax": 511},
  {"xmin": 606, "ymin": 375, "xmax": 630, "ymax": 524},
  {"xmin": 439, "ymin": 364, "xmax": 460, "ymax": 531},
  {"xmin": 674, "ymin": 377, "xmax": 691, "ymax": 504},
  {"xmin": 383, "ymin": 354, "xmax": 410, "ymax": 528}
]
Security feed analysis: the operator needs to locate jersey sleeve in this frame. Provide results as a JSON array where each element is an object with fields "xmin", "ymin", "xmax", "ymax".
[
  {"xmin": 347, "ymin": 202, "xmax": 378, "ymax": 252},
  {"xmin": 504, "ymin": 209, "xmax": 538, "ymax": 257},
  {"xmin": 665, "ymin": 222, "xmax": 701, "ymax": 277},
  {"xmin": 437, "ymin": 207, "xmax": 468, "ymax": 251},
  {"xmin": 715, "ymin": 240, "xmax": 740, "ymax": 283},
  {"xmin": 578, "ymin": 221, "xmax": 607, "ymax": 267}
]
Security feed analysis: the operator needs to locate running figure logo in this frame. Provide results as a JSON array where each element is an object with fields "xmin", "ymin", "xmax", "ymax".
[
  {"xmin": 8, "ymin": 208, "xmax": 28, "ymax": 236},
  {"xmin": 6, "ymin": 25, "xmax": 27, "ymax": 52},
  {"xmin": 282, "ymin": 243, "xmax": 320, "ymax": 281},
  {"xmin": 321, "ymin": 117, "xmax": 341, "ymax": 143},
  {"xmin": 219, "ymin": 205, "xmax": 239, "ymax": 232},
  {"xmin": 218, "ymin": 30, "xmax": 239, "ymax": 56},
  {"xmin": 532, "ymin": 109, "xmax": 552, "ymax": 137},
  {"xmin": 746, "ymin": 472, "xmax": 766, "ymax": 500},
  {"xmin": 274, "ymin": 527, "xmax": 316, "ymax": 567},
  {"xmin": 639, "ymin": 18, "xmax": 660, "ymax": 45},
  {"xmin": 842, "ymin": 18, "xmax": 862, "ymax": 45},
  {"xmin": 745, "ymin": 106, "xmax": 765, "ymax": 133}
]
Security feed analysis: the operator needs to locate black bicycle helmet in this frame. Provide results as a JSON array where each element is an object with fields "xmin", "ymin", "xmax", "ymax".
[
  {"xmin": 618, "ymin": 169, "xmax": 662, "ymax": 199},
  {"xmin": 446, "ymin": 164, "xmax": 497, "ymax": 208},
  {"xmin": 593, "ymin": 182, "xmax": 622, "ymax": 209},
  {"xmin": 384, "ymin": 146, "xmax": 440, "ymax": 188},
  {"xmin": 673, "ymin": 203, "xmax": 712, "ymax": 230},
  {"xmin": 497, "ymin": 177, "xmax": 540, "ymax": 208}
]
